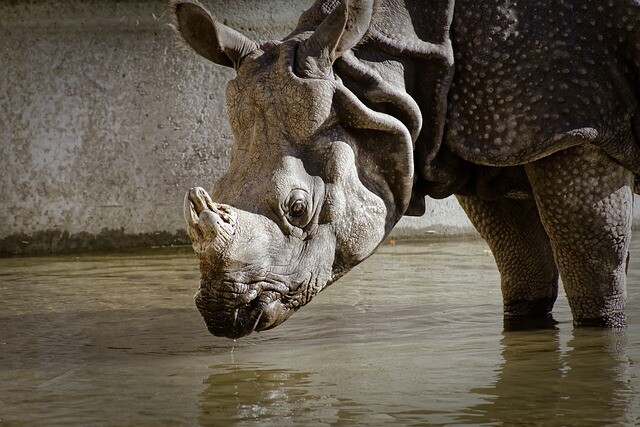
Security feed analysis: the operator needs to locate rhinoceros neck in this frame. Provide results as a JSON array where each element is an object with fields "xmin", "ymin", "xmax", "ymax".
[
  {"xmin": 348, "ymin": 0, "xmax": 464, "ymax": 205},
  {"xmin": 364, "ymin": 0, "xmax": 463, "ymax": 203},
  {"xmin": 292, "ymin": 0, "xmax": 463, "ymax": 209}
]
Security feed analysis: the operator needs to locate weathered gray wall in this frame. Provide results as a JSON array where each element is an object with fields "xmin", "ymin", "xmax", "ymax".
[
  {"xmin": 0, "ymin": 0, "xmax": 477, "ymax": 255},
  {"xmin": 1, "ymin": 0, "xmax": 472, "ymax": 255}
]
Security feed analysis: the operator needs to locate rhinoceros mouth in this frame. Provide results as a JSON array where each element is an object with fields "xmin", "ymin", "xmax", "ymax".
[{"xmin": 194, "ymin": 282, "xmax": 293, "ymax": 339}]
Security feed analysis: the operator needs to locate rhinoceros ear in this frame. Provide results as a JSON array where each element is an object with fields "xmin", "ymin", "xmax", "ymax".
[
  {"xmin": 172, "ymin": 1, "xmax": 258, "ymax": 69},
  {"xmin": 295, "ymin": 0, "xmax": 373, "ymax": 78}
]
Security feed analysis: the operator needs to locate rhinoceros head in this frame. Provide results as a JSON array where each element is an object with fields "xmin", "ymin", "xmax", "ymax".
[{"xmin": 174, "ymin": 0, "xmax": 421, "ymax": 338}]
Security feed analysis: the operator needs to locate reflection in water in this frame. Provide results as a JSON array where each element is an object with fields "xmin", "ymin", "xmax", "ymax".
[
  {"xmin": 463, "ymin": 328, "xmax": 634, "ymax": 425},
  {"xmin": 199, "ymin": 364, "xmax": 340, "ymax": 425},
  {"xmin": 198, "ymin": 328, "xmax": 638, "ymax": 426},
  {"xmin": 1, "ymin": 239, "xmax": 640, "ymax": 425}
]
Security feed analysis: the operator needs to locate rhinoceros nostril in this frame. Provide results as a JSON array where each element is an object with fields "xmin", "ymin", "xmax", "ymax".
[{"xmin": 200, "ymin": 208, "xmax": 236, "ymax": 239}]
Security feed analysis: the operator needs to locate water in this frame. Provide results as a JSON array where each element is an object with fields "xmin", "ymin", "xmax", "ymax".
[{"xmin": 1, "ymin": 237, "xmax": 639, "ymax": 426}]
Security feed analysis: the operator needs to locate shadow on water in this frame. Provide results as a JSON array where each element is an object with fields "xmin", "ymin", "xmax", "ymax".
[{"xmin": 461, "ymin": 327, "xmax": 636, "ymax": 426}]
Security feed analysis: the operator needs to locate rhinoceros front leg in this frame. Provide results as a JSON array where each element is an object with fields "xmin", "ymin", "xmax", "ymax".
[
  {"xmin": 525, "ymin": 144, "xmax": 633, "ymax": 328},
  {"xmin": 457, "ymin": 195, "xmax": 559, "ymax": 323}
]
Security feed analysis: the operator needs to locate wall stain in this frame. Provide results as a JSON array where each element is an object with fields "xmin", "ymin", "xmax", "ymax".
[{"xmin": 0, "ymin": 229, "xmax": 191, "ymax": 256}]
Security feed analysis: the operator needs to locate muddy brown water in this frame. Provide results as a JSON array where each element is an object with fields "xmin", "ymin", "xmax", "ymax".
[{"xmin": 1, "ymin": 236, "xmax": 639, "ymax": 426}]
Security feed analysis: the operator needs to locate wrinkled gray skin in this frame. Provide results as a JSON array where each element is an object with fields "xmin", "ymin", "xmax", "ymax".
[{"xmin": 174, "ymin": 0, "xmax": 640, "ymax": 338}]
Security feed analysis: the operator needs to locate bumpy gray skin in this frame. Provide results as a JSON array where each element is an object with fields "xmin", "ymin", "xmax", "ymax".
[{"xmin": 174, "ymin": 0, "xmax": 640, "ymax": 338}]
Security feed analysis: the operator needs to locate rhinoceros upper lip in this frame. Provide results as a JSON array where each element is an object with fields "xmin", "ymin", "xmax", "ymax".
[
  {"xmin": 231, "ymin": 294, "xmax": 270, "ymax": 333},
  {"xmin": 195, "ymin": 281, "xmax": 289, "ymax": 338},
  {"xmin": 198, "ymin": 278, "xmax": 287, "ymax": 304}
]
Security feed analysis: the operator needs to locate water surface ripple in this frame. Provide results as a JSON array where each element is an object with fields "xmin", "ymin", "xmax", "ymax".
[{"xmin": 1, "ymin": 237, "xmax": 639, "ymax": 425}]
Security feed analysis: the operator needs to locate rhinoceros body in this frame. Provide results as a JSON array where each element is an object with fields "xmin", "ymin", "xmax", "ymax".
[{"xmin": 174, "ymin": 0, "xmax": 640, "ymax": 338}]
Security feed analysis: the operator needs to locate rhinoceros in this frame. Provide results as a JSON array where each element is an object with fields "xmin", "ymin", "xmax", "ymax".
[{"xmin": 173, "ymin": 0, "xmax": 640, "ymax": 338}]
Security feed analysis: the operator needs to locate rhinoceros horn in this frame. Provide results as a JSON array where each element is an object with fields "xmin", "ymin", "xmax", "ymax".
[
  {"xmin": 295, "ymin": 0, "xmax": 374, "ymax": 78},
  {"xmin": 173, "ymin": 1, "xmax": 258, "ymax": 69}
]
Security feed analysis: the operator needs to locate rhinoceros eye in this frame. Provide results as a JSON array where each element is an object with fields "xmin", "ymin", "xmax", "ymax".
[
  {"xmin": 285, "ymin": 189, "xmax": 310, "ymax": 224},
  {"xmin": 290, "ymin": 199, "xmax": 307, "ymax": 217}
]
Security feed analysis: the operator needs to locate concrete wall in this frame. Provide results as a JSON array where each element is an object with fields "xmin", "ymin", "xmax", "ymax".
[{"xmin": 1, "ymin": 0, "xmax": 474, "ymax": 255}]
